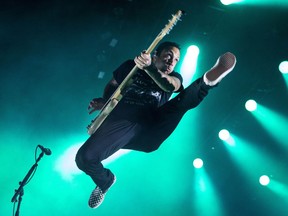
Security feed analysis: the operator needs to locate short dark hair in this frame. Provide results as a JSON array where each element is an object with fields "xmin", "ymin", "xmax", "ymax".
[{"xmin": 155, "ymin": 41, "xmax": 181, "ymax": 56}]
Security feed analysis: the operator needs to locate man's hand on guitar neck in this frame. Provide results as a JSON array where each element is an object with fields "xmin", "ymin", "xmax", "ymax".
[{"xmin": 88, "ymin": 98, "xmax": 106, "ymax": 114}]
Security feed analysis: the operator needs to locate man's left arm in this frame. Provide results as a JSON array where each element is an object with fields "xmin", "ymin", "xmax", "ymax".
[{"xmin": 157, "ymin": 70, "xmax": 181, "ymax": 92}]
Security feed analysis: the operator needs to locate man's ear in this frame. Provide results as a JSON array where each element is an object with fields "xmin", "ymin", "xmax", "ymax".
[{"xmin": 152, "ymin": 51, "xmax": 157, "ymax": 61}]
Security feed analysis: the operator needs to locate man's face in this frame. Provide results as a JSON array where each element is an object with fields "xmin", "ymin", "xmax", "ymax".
[{"xmin": 153, "ymin": 46, "xmax": 180, "ymax": 74}]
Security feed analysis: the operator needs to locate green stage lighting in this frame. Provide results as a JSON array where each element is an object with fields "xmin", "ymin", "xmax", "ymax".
[
  {"xmin": 245, "ymin": 99, "xmax": 257, "ymax": 112},
  {"xmin": 55, "ymin": 143, "xmax": 82, "ymax": 181},
  {"xmin": 239, "ymin": 0, "xmax": 288, "ymax": 6},
  {"xmin": 193, "ymin": 158, "xmax": 204, "ymax": 169},
  {"xmin": 194, "ymin": 168, "xmax": 224, "ymax": 216},
  {"xmin": 279, "ymin": 61, "xmax": 288, "ymax": 74},
  {"xmin": 221, "ymin": 134, "xmax": 286, "ymax": 187},
  {"xmin": 259, "ymin": 175, "xmax": 270, "ymax": 186},
  {"xmin": 219, "ymin": 129, "xmax": 235, "ymax": 146},
  {"xmin": 249, "ymin": 104, "xmax": 288, "ymax": 149},
  {"xmin": 220, "ymin": 0, "xmax": 242, "ymax": 6},
  {"xmin": 267, "ymin": 179, "xmax": 288, "ymax": 199},
  {"xmin": 180, "ymin": 45, "xmax": 199, "ymax": 87},
  {"xmin": 218, "ymin": 129, "xmax": 230, "ymax": 141}
]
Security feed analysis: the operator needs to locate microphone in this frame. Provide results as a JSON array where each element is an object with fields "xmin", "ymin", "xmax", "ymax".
[{"xmin": 38, "ymin": 145, "xmax": 52, "ymax": 156}]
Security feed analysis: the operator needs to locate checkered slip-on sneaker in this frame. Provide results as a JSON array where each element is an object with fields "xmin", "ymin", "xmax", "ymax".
[
  {"xmin": 88, "ymin": 176, "xmax": 116, "ymax": 209},
  {"xmin": 204, "ymin": 52, "xmax": 236, "ymax": 86}
]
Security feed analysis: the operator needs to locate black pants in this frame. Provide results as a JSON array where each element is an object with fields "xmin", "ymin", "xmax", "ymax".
[{"xmin": 75, "ymin": 77, "xmax": 211, "ymax": 191}]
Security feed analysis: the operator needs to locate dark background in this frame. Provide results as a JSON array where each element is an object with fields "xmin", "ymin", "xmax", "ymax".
[{"xmin": 1, "ymin": 0, "xmax": 287, "ymax": 216}]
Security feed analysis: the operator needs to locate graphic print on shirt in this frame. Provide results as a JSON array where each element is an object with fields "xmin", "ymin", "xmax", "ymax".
[{"xmin": 123, "ymin": 71, "xmax": 162, "ymax": 107}]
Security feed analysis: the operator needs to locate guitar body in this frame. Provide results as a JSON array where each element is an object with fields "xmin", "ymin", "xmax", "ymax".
[{"xmin": 87, "ymin": 10, "xmax": 184, "ymax": 135}]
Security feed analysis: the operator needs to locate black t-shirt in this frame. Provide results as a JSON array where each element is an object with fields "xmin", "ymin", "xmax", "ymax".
[{"xmin": 110, "ymin": 60, "xmax": 183, "ymax": 122}]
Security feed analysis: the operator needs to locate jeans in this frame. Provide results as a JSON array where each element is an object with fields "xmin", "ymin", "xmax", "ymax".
[{"xmin": 75, "ymin": 77, "xmax": 211, "ymax": 191}]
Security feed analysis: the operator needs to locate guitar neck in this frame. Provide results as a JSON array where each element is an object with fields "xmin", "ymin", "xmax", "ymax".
[{"xmin": 111, "ymin": 37, "xmax": 162, "ymax": 100}]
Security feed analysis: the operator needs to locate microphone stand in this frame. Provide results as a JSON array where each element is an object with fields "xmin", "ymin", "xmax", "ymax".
[
  {"xmin": 11, "ymin": 151, "xmax": 45, "ymax": 216},
  {"xmin": 14, "ymin": 188, "xmax": 23, "ymax": 216}
]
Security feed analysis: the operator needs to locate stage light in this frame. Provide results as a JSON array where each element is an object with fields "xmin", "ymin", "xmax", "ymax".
[
  {"xmin": 279, "ymin": 61, "xmax": 288, "ymax": 74},
  {"xmin": 245, "ymin": 99, "xmax": 257, "ymax": 112},
  {"xmin": 237, "ymin": 0, "xmax": 288, "ymax": 7},
  {"xmin": 220, "ymin": 0, "xmax": 242, "ymax": 5},
  {"xmin": 180, "ymin": 45, "xmax": 200, "ymax": 87},
  {"xmin": 259, "ymin": 175, "xmax": 270, "ymax": 186},
  {"xmin": 187, "ymin": 45, "xmax": 200, "ymax": 55},
  {"xmin": 219, "ymin": 129, "xmax": 235, "ymax": 146},
  {"xmin": 54, "ymin": 143, "xmax": 82, "ymax": 181},
  {"xmin": 193, "ymin": 158, "xmax": 204, "ymax": 169},
  {"xmin": 219, "ymin": 129, "xmax": 230, "ymax": 141}
]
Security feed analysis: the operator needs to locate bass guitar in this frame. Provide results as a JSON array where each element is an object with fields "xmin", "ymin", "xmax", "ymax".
[{"xmin": 87, "ymin": 10, "xmax": 185, "ymax": 135}]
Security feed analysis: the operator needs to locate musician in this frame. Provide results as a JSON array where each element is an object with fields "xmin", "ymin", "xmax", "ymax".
[{"xmin": 75, "ymin": 41, "xmax": 237, "ymax": 208}]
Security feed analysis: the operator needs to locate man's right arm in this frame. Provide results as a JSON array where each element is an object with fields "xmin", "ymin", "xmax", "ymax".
[
  {"xmin": 88, "ymin": 78, "xmax": 119, "ymax": 114},
  {"xmin": 103, "ymin": 78, "xmax": 119, "ymax": 100}
]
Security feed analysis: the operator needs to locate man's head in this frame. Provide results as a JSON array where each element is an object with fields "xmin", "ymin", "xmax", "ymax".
[{"xmin": 153, "ymin": 41, "xmax": 181, "ymax": 74}]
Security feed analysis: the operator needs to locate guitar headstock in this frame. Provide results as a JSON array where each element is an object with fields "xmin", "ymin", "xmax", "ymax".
[{"xmin": 158, "ymin": 10, "xmax": 185, "ymax": 39}]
